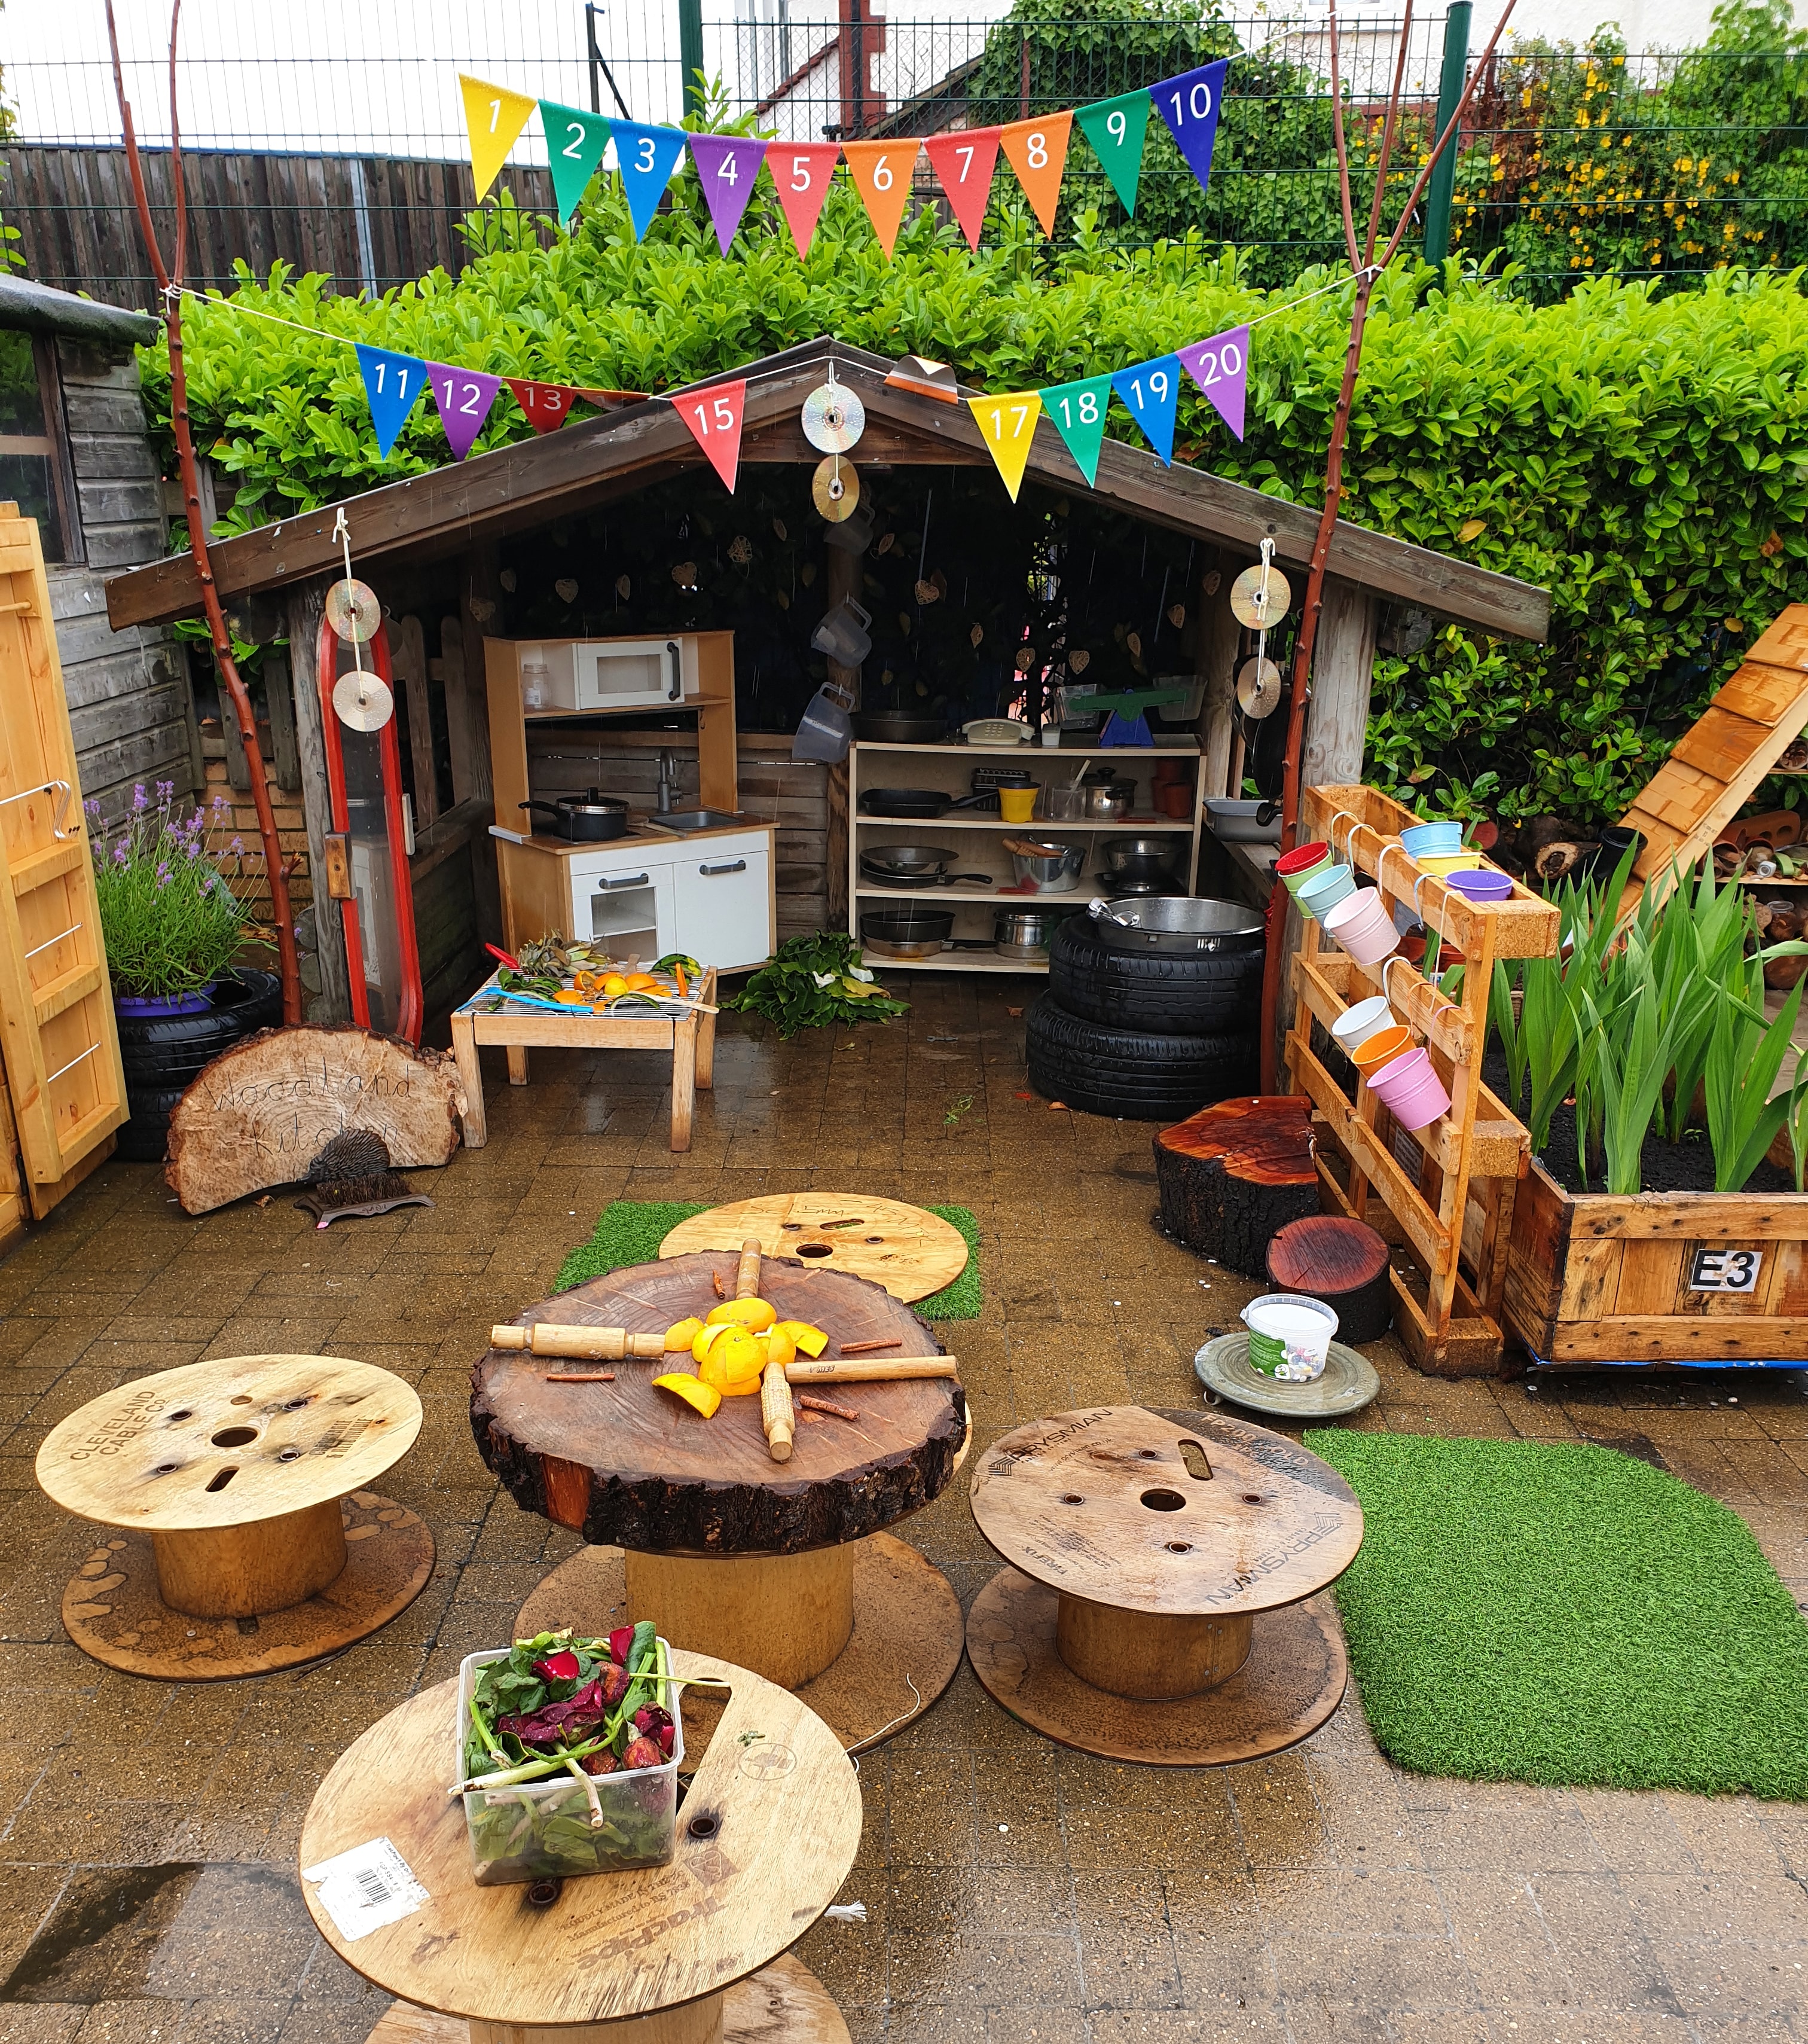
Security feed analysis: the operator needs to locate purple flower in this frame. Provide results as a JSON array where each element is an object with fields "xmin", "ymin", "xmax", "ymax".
[
  {"xmin": 155, "ymin": 863, "xmax": 171, "ymax": 886},
  {"xmin": 112, "ymin": 843, "xmax": 129, "ymax": 865},
  {"xmin": 132, "ymin": 783, "xmax": 147, "ymax": 812},
  {"xmin": 84, "ymin": 798, "xmax": 100, "ymax": 817},
  {"xmin": 230, "ymin": 836, "xmax": 243, "ymax": 855},
  {"xmin": 155, "ymin": 780, "xmax": 173, "ymax": 800}
]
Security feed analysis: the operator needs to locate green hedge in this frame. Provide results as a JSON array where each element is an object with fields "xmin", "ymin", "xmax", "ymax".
[{"xmin": 145, "ymin": 184, "xmax": 1808, "ymax": 822}]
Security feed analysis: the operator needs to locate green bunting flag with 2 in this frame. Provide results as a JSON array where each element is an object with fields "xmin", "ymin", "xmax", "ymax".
[
  {"xmin": 1041, "ymin": 373, "xmax": 1113, "ymax": 486},
  {"xmin": 539, "ymin": 102, "xmax": 612, "ymax": 225},
  {"xmin": 1074, "ymin": 90, "xmax": 1151, "ymax": 216}
]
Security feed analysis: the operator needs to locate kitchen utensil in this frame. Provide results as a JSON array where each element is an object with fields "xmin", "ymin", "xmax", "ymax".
[
  {"xmin": 1324, "ymin": 887, "xmax": 1400, "ymax": 965},
  {"xmin": 1240, "ymin": 1294, "xmax": 1337, "ymax": 1383},
  {"xmin": 860, "ymin": 786, "xmax": 996, "ymax": 819},
  {"xmin": 1084, "ymin": 897, "xmax": 1264, "ymax": 953},
  {"xmin": 518, "ymin": 789, "xmax": 631, "ymax": 842},
  {"xmin": 1296, "ymin": 863, "xmax": 1357, "ymax": 922},
  {"xmin": 962, "ymin": 718, "xmax": 1031, "ymax": 745},
  {"xmin": 1009, "ymin": 841, "xmax": 1088, "ymax": 892},
  {"xmin": 812, "ymin": 453, "xmax": 860, "ymax": 521},
  {"xmin": 824, "ymin": 502, "xmax": 877, "ymax": 554},
  {"xmin": 999, "ymin": 785, "xmax": 1040, "ymax": 823},
  {"xmin": 1204, "ymin": 797, "xmax": 1282, "ymax": 843},
  {"xmin": 811, "ymin": 597, "xmax": 873, "ymax": 666},
  {"xmin": 1096, "ymin": 870, "xmax": 1178, "ymax": 896},
  {"xmin": 1101, "ymin": 835, "xmax": 1181, "ymax": 868},
  {"xmin": 854, "ymin": 710, "xmax": 945, "ymax": 743},
  {"xmin": 801, "ymin": 375, "xmax": 865, "ymax": 453},
  {"xmin": 859, "ymin": 844, "xmax": 960, "ymax": 875},
  {"xmin": 1083, "ymin": 780, "xmax": 1136, "ymax": 820},
  {"xmin": 1040, "ymin": 785, "xmax": 1088, "ymax": 821},
  {"xmin": 860, "ymin": 865, "xmax": 994, "ymax": 889},
  {"xmin": 489, "ymin": 1323, "xmax": 671, "ymax": 1360},
  {"xmin": 792, "ymin": 681, "xmax": 854, "ymax": 764},
  {"xmin": 995, "ymin": 908, "xmax": 1061, "ymax": 950},
  {"xmin": 972, "ymin": 765, "xmax": 1034, "ymax": 789},
  {"xmin": 860, "ymin": 907, "xmax": 951, "ymax": 954},
  {"xmin": 1331, "ymin": 996, "xmax": 1394, "ymax": 1055},
  {"xmin": 785, "ymin": 1357, "xmax": 961, "ymax": 1383}
]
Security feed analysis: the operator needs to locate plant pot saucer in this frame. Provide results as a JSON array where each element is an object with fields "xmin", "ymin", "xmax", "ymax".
[{"xmin": 1193, "ymin": 1333, "xmax": 1380, "ymax": 1418}]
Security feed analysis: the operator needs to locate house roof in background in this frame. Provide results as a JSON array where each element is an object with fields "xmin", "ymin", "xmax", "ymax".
[
  {"xmin": 0, "ymin": 274, "xmax": 160, "ymax": 347},
  {"xmin": 103, "ymin": 334, "xmax": 1550, "ymax": 641}
]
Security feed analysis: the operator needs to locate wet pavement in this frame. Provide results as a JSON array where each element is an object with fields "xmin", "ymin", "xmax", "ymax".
[{"xmin": 1, "ymin": 974, "xmax": 1806, "ymax": 2042}]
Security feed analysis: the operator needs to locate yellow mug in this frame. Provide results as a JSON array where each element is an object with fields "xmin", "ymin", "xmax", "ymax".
[{"xmin": 1000, "ymin": 786, "xmax": 1039, "ymax": 823}]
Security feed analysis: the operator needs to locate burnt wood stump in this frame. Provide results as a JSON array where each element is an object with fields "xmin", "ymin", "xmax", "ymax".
[
  {"xmin": 1155, "ymin": 1095, "xmax": 1320, "ymax": 1279},
  {"xmin": 1266, "ymin": 1215, "xmax": 1393, "ymax": 1344}
]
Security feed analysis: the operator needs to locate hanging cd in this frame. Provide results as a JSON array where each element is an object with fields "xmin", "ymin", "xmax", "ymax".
[
  {"xmin": 812, "ymin": 454, "xmax": 861, "ymax": 523},
  {"xmin": 332, "ymin": 669, "xmax": 393, "ymax": 731},
  {"xmin": 801, "ymin": 380, "xmax": 865, "ymax": 453},
  {"xmin": 325, "ymin": 576, "xmax": 381, "ymax": 645},
  {"xmin": 1230, "ymin": 563, "xmax": 1293, "ymax": 630},
  {"xmin": 1236, "ymin": 656, "xmax": 1284, "ymax": 718}
]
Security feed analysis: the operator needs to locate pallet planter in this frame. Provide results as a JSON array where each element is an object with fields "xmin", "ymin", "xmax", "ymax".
[
  {"xmin": 1284, "ymin": 785, "xmax": 1560, "ymax": 1377},
  {"xmin": 1504, "ymin": 1166, "xmax": 1808, "ymax": 1367}
]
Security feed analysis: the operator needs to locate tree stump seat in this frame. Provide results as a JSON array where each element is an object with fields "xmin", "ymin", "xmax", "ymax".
[
  {"xmin": 1155, "ymin": 1094, "xmax": 1321, "ymax": 1278},
  {"xmin": 1266, "ymin": 1214, "xmax": 1394, "ymax": 1344}
]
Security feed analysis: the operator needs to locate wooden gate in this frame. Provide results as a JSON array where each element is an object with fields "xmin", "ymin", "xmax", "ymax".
[{"xmin": 0, "ymin": 502, "xmax": 127, "ymax": 1243}]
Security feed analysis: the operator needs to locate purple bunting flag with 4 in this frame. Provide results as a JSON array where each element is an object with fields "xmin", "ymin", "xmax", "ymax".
[
  {"xmin": 1153, "ymin": 59, "xmax": 1228, "ymax": 196},
  {"xmin": 428, "ymin": 361, "xmax": 503, "ymax": 461},
  {"xmin": 355, "ymin": 344, "xmax": 426, "ymax": 460},
  {"xmin": 686, "ymin": 134, "xmax": 771, "ymax": 254},
  {"xmin": 1110, "ymin": 354, "xmax": 1182, "ymax": 466},
  {"xmin": 1177, "ymin": 324, "xmax": 1250, "ymax": 440}
]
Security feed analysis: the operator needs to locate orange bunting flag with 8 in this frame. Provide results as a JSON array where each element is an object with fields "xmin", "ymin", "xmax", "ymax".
[{"xmin": 999, "ymin": 112, "xmax": 1073, "ymax": 235}]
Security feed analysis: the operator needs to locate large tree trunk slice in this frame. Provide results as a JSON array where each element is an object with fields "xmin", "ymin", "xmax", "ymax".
[
  {"xmin": 1155, "ymin": 1094, "xmax": 1320, "ymax": 1278},
  {"xmin": 472, "ymin": 1253, "xmax": 965, "ymax": 1552},
  {"xmin": 164, "ymin": 1026, "xmax": 466, "ymax": 1213}
]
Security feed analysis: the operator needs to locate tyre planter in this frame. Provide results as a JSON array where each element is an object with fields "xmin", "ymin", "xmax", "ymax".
[
  {"xmin": 113, "ymin": 969, "xmax": 284, "ymax": 1161},
  {"xmin": 1048, "ymin": 920, "xmax": 1265, "ymax": 1033},
  {"xmin": 1024, "ymin": 994, "xmax": 1258, "ymax": 1122},
  {"xmin": 1502, "ymin": 1157, "xmax": 1808, "ymax": 1367}
]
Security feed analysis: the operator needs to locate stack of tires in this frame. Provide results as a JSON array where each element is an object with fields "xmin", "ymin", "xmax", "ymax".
[
  {"xmin": 1025, "ymin": 914, "xmax": 1264, "ymax": 1122},
  {"xmin": 114, "ymin": 968, "xmax": 285, "ymax": 1161}
]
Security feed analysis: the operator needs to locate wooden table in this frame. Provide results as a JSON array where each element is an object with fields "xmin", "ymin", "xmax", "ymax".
[
  {"xmin": 449, "ymin": 968, "xmax": 717, "ymax": 1154},
  {"xmin": 300, "ymin": 1651, "xmax": 862, "ymax": 2044},
  {"xmin": 475, "ymin": 1250, "xmax": 966, "ymax": 1753},
  {"xmin": 36, "ymin": 1353, "xmax": 432, "ymax": 1680},
  {"xmin": 966, "ymin": 1406, "xmax": 1363, "ymax": 1767}
]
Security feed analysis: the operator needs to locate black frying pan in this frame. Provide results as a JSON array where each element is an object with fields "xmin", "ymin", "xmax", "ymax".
[{"xmin": 860, "ymin": 788, "xmax": 995, "ymax": 819}]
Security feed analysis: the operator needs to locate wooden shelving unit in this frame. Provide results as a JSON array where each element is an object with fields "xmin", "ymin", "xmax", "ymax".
[
  {"xmin": 1283, "ymin": 784, "xmax": 1560, "ymax": 1377},
  {"xmin": 848, "ymin": 739, "xmax": 1204, "ymax": 974}
]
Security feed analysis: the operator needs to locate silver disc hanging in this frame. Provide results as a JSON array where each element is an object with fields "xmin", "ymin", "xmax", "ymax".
[
  {"xmin": 812, "ymin": 454, "xmax": 861, "ymax": 523},
  {"xmin": 325, "ymin": 576, "xmax": 380, "ymax": 645},
  {"xmin": 1236, "ymin": 657, "xmax": 1284, "ymax": 718},
  {"xmin": 332, "ymin": 669, "xmax": 393, "ymax": 731},
  {"xmin": 1230, "ymin": 563, "xmax": 1292, "ymax": 631},
  {"xmin": 801, "ymin": 377, "xmax": 865, "ymax": 454}
]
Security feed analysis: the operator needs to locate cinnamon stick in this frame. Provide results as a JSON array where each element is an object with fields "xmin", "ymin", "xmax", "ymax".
[
  {"xmin": 837, "ymin": 1338, "xmax": 902, "ymax": 1355},
  {"xmin": 544, "ymin": 1371, "xmax": 616, "ymax": 1383},
  {"xmin": 798, "ymin": 1392, "xmax": 861, "ymax": 1421}
]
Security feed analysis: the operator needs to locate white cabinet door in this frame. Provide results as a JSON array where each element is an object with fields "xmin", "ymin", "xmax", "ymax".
[
  {"xmin": 674, "ymin": 845, "xmax": 771, "ymax": 971},
  {"xmin": 569, "ymin": 856, "xmax": 676, "ymax": 959}
]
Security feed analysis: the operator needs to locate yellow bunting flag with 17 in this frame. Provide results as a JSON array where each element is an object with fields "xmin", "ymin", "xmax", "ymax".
[{"xmin": 968, "ymin": 392, "xmax": 1043, "ymax": 502}]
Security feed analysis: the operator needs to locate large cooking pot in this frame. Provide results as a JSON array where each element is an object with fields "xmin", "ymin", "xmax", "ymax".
[
  {"xmin": 860, "ymin": 845, "xmax": 995, "ymax": 887},
  {"xmin": 1009, "ymin": 840, "xmax": 1088, "ymax": 893},
  {"xmin": 1101, "ymin": 835, "xmax": 1184, "ymax": 869},
  {"xmin": 1086, "ymin": 896, "xmax": 1266, "ymax": 953},
  {"xmin": 520, "ymin": 790, "xmax": 630, "ymax": 842},
  {"xmin": 859, "ymin": 788, "xmax": 995, "ymax": 819},
  {"xmin": 1083, "ymin": 780, "xmax": 1137, "ymax": 820},
  {"xmin": 855, "ymin": 711, "xmax": 947, "ymax": 745}
]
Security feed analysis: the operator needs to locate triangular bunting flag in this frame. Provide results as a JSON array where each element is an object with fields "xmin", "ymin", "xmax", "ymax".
[
  {"xmin": 687, "ymin": 134, "xmax": 770, "ymax": 254},
  {"xmin": 1041, "ymin": 373, "xmax": 1113, "ymax": 487},
  {"xmin": 459, "ymin": 75, "xmax": 538, "ymax": 203},
  {"xmin": 427, "ymin": 361, "xmax": 503, "ymax": 461},
  {"xmin": 539, "ymin": 100, "xmax": 611, "ymax": 224},
  {"xmin": 1111, "ymin": 355, "xmax": 1182, "ymax": 465},
  {"xmin": 842, "ymin": 139, "xmax": 916, "ymax": 257},
  {"xmin": 1153, "ymin": 59, "xmax": 1229, "ymax": 195},
  {"xmin": 1178, "ymin": 324, "xmax": 1250, "ymax": 440},
  {"xmin": 355, "ymin": 344, "xmax": 426, "ymax": 460},
  {"xmin": 923, "ymin": 127, "xmax": 1001, "ymax": 249},
  {"xmin": 505, "ymin": 378, "xmax": 578, "ymax": 435},
  {"xmin": 999, "ymin": 111, "xmax": 1072, "ymax": 236},
  {"xmin": 968, "ymin": 391, "xmax": 1042, "ymax": 502},
  {"xmin": 676, "ymin": 379, "xmax": 747, "ymax": 493},
  {"xmin": 1075, "ymin": 90, "xmax": 1151, "ymax": 215},
  {"xmin": 613, "ymin": 120, "xmax": 689, "ymax": 240},
  {"xmin": 767, "ymin": 141, "xmax": 841, "ymax": 256}
]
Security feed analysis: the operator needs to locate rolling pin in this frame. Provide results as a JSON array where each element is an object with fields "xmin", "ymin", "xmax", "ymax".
[
  {"xmin": 786, "ymin": 1357, "xmax": 960, "ymax": 1384},
  {"xmin": 738, "ymin": 1236, "xmax": 798, "ymax": 1463},
  {"xmin": 490, "ymin": 1324, "xmax": 668, "ymax": 1360}
]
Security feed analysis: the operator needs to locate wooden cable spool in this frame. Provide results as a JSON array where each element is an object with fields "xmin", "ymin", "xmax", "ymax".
[
  {"xmin": 1154, "ymin": 1096, "xmax": 1321, "ymax": 1279},
  {"xmin": 1265, "ymin": 1215, "xmax": 1393, "ymax": 1345}
]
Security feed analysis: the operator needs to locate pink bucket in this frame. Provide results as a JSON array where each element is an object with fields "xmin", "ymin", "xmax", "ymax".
[
  {"xmin": 1372, "ymin": 1052, "xmax": 1451, "ymax": 1130},
  {"xmin": 1323, "ymin": 886, "xmax": 1400, "ymax": 966}
]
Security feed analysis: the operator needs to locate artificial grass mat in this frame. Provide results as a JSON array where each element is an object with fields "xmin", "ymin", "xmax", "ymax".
[
  {"xmin": 554, "ymin": 1199, "xmax": 983, "ymax": 1319},
  {"xmin": 1305, "ymin": 1430, "xmax": 1808, "ymax": 1801}
]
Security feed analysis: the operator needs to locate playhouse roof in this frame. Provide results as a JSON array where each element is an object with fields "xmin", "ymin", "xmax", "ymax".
[{"xmin": 105, "ymin": 335, "xmax": 1549, "ymax": 640}]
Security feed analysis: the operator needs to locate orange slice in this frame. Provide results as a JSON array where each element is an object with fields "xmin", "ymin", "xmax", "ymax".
[
  {"xmin": 706, "ymin": 1297, "xmax": 777, "ymax": 1333},
  {"xmin": 775, "ymin": 1320, "xmax": 829, "ymax": 1359},
  {"xmin": 664, "ymin": 1316, "xmax": 705, "ymax": 1352},
  {"xmin": 653, "ymin": 1372, "xmax": 720, "ymax": 1418}
]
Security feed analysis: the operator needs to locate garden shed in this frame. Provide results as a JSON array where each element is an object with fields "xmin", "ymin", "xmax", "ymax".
[{"xmin": 101, "ymin": 335, "xmax": 1550, "ymax": 1033}]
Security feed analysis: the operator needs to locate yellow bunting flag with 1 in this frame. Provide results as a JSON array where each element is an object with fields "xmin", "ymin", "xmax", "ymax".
[
  {"xmin": 968, "ymin": 391, "xmax": 1043, "ymax": 502},
  {"xmin": 841, "ymin": 139, "xmax": 917, "ymax": 257},
  {"xmin": 1000, "ymin": 111, "xmax": 1073, "ymax": 236},
  {"xmin": 460, "ymin": 75, "xmax": 539, "ymax": 202}
]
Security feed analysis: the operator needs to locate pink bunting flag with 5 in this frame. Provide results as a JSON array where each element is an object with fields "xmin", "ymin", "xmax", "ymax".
[
  {"xmin": 427, "ymin": 362, "xmax": 503, "ymax": 461},
  {"xmin": 687, "ymin": 134, "xmax": 769, "ymax": 254},
  {"xmin": 675, "ymin": 378, "xmax": 747, "ymax": 493},
  {"xmin": 766, "ymin": 141, "xmax": 841, "ymax": 256},
  {"xmin": 1177, "ymin": 324, "xmax": 1249, "ymax": 441}
]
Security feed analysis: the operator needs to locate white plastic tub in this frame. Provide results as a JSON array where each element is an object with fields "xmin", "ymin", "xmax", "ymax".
[{"xmin": 457, "ymin": 1644, "xmax": 683, "ymax": 1886}]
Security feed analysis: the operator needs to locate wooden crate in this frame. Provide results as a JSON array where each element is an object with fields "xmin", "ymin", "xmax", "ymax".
[
  {"xmin": 1285, "ymin": 785, "xmax": 1560, "ymax": 1377},
  {"xmin": 1504, "ymin": 1161, "xmax": 1808, "ymax": 1366}
]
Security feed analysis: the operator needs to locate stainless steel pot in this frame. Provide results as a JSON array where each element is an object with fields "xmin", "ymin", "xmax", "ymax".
[
  {"xmin": 995, "ymin": 908, "xmax": 1060, "ymax": 950},
  {"xmin": 1084, "ymin": 780, "xmax": 1136, "ymax": 820},
  {"xmin": 1009, "ymin": 841, "xmax": 1087, "ymax": 893},
  {"xmin": 1085, "ymin": 896, "xmax": 1266, "ymax": 953},
  {"xmin": 1101, "ymin": 834, "xmax": 1182, "ymax": 868}
]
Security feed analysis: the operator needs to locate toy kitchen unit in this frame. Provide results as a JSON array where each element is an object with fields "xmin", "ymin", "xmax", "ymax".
[{"xmin": 483, "ymin": 630, "xmax": 775, "ymax": 972}]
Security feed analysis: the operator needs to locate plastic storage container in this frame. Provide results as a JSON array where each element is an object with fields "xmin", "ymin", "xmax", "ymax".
[{"xmin": 458, "ymin": 1645, "xmax": 683, "ymax": 1886}]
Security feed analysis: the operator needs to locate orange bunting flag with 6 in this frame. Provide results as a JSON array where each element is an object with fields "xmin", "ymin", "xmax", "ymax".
[{"xmin": 841, "ymin": 140, "xmax": 915, "ymax": 257}]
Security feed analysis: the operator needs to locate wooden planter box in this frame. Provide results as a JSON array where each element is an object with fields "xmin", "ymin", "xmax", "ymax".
[{"xmin": 1503, "ymin": 1158, "xmax": 1808, "ymax": 1366}]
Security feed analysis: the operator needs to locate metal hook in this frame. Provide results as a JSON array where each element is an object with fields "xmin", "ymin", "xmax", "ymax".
[
  {"xmin": 1325, "ymin": 808, "xmax": 1360, "ymax": 857},
  {"xmin": 0, "ymin": 779, "xmax": 72, "ymax": 840}
]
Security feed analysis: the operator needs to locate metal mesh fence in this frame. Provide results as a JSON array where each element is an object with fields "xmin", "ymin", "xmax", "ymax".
[{"xmin": 2, "ymin": 5, "xmax": 1804, "ymax": 304}]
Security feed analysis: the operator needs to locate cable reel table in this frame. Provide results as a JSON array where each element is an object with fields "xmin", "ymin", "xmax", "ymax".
[
  {"xmin": 36, "ymin": 1353, "xmax": 431, "ymax": 1680},
  {"xmin": 966, "ymin": 1407, "xmax": 1363, "ymax": 1766},
  {"xmin": 475, "ymin": 1249, "xmax": 967, "ymax": 1753},
  {"xmin": 301, "ymin": 1650, "xmax": 862, "ymax": 2044}
]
